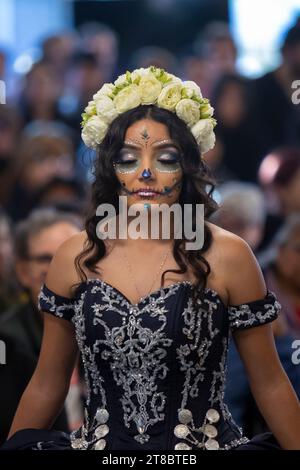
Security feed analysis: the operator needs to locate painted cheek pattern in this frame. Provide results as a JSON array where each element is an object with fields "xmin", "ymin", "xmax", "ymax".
[
  {"xmin": 155, "ymin": 160, "xmax": 181, "ymax": 173},
  {"xmin": 114, "ymin": 160, "xmax": 140, "ymax": 174}
]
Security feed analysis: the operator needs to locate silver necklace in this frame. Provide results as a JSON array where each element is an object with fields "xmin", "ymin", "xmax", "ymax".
[{"xmin": 122, "ymin": 247, "xmax": 171, "ymax": 301}]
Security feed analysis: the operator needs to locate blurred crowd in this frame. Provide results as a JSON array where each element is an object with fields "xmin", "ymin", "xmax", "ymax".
[{"xmin": 0, "ymin": 18, "xmax": 300, "ymax": 443}]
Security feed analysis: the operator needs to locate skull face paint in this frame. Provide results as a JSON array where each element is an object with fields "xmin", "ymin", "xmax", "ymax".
[{"xmin": 113, "ymin": 119, "xmax": 183, "ymax": 208}]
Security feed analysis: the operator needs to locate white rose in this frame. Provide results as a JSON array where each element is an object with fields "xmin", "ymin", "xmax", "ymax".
[
  {"xmin": 175, "ymin": 98, "xmax": 200, "ymax": 127},
  {"xmin": 131, "ymin": 68, "xmax": 148, "ymax": 82},
  {"xmin": 114, "ymin": 73, "xmax": 129, "ymax": 87},
  {"xmin": 157, "ymin": 83, "xmax": 182, "ymax": 111},
  {"xmin": 191, "ymin": 118, "xmax": 216, "ymax": 154},
  {"xmin": 166, "ymin": 73, "xmax": 182, "ymax": 86},
  {"xmin": 200, "ymin": 103, "xmax": 214, "ymax": 119},
  {"xmin": 93, "ymin": 83, "xmax": 115, "ymax": 100},
  {"xmin": 85, "ymin": 100, "xmax": 96, "ymax": 115},
  {"xmin": 82, "ymin": 116, "xmax": 108, "ymax": 149},
  {"xmin": 114, "ymin": 84, "xmax": 141, "ymax": 113},
  {"xmin": 182, "ymin": 80, "xmax": 202, "ymax": 99},
  {"xmin": 138, "ymin": 74, "xmax": 162, "ymax": 104},
  {"xmin": 200, "ymin": 132, "xmax": 216, "ymax": 154},
  {"xmin": 95, "ymin": 95, "xmax": 119, "ymax": 124}
]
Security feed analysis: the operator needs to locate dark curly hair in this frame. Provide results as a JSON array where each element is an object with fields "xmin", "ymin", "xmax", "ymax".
[{"xmin": 75, "ymin": 105, "xmax": 218, "ymax": 303}]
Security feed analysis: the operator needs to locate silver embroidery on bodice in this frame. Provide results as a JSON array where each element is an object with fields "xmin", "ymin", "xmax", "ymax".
[
  {"xmin": 71, "ymin": 280, "xmax": 193, "ymax": 447},
  {"xmin": 90, "ymin": 282, "xmax": 179, "ymax": 444},
  {"xmin": 38, "ymin": 281, "xmax": 280, "ymax": 450}
]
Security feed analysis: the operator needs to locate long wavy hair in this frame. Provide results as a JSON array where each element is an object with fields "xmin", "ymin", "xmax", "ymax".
[{"xmin": 75, "ymin": 105, "xmax": 218, "ymax": 303}]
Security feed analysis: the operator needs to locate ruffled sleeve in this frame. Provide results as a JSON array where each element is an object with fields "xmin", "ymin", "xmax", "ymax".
[
  {"xmin": 228, "ymin": 290, "xmax": 281, "ymax": 332},
  {"xmin": 38, "ymin": 284, "xmax": 77, "ymax": 322}
]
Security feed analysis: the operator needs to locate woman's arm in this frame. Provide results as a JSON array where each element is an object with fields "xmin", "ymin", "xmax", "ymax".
[
  {"xmin": 8, "ymin": 313, "xmax": 78, "ymax": 438},
  {"xmin": 7, "ymin": 235, "xmax": 82, "ymax": 438},
  {"xmin": 234, "ymin": 324, "xmax": 300, "ymax": 449},
  {"xmin": 224, "ymin": 233, "xmax": 300, "ymax": 449}
]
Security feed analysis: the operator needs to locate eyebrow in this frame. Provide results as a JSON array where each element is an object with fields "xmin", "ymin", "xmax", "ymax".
[{"xmin": 122, "ymin": 140, "xmax": 179, "ymax": 150}]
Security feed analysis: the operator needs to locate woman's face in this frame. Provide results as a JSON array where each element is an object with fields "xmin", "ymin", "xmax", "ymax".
[{"xmin": 113, "ymin": 118, "xmax": 183, "ymax": 209}]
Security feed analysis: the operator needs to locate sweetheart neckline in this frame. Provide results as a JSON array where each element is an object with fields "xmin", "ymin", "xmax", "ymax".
[{"xmin": 75, "ymin": 278, "xmax": 227, "ymax": 309}]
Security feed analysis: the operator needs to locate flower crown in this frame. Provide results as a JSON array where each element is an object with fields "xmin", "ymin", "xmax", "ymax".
[{"xmin": 81, "ymin": 66, "xmax": 217, "ymax": 155}]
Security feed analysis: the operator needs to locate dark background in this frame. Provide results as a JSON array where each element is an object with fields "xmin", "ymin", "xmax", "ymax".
[{"xmin": 74, "ymin": 0, "xmax": 229, "ymax": 66}]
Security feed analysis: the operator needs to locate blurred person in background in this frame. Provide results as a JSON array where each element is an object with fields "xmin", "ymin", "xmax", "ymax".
[
  {"xmin": 41, "ymin": 32, "xmax": 79, "ymax": 82},
  {"xmin": 212, "ymin": 182, "xmax": 300, "ymax": 436},
  {"xmin": 260, "ymin": 215, "xmax": 300, "ymax": 338},
  {"xmin": 5, "ymin": 126, "xmax": 76, "ymax": 222},
  {"xmin": 0, "ymin": 210, "xmax": 19, "ymax": 313},
  {"xmin": 182, "ymin": 50, "xmax": 209, "ymax": 94},
  {"xmin": 207, "ymin": 74, "xmax": 268, "ymax": 183},
  {"xmin": 211, "ymin": 182, "xmax": 266, "ymax": 250},
  {"xmin": 129, "ymin": 46, "xmax": 178, "ymax": 74},
  {"xmin": 18, "ymin": 61, "xmax": 64, "ymax": 125},
  {"xmin": 258, "ymin": 147, "xmax": 300, "ymax": 250},
  {"xmin": 192, "ymin": 21, "xmax": 238, "ymax": 98},
  {"xmin": 61, "ymin": 51, "xmax": 104, "ymax": 142},
  {"xmin": 252, "ymin": 17, "xmax": 300, "ymax": 151},
  {"xmin": 0, "ymin": 332, "xmax": 45, "ymax": 445},
  {"xmin": 0, "ymin": 209, "xmax": 84, "ymax": 443},
  {"xmin": 0, "ymin": 49, "xmax": 5, "ymax": 79},
  {"xmin": 34, "ymin": 175, "xmax": 88, "ymax": 216},
  {"xmin": 0, "ymin": 105, "xmax": 22, "ymax": 206},
  {"xmin": 79, "ymin": 22, "xmax": 119, "ymax": 82}
]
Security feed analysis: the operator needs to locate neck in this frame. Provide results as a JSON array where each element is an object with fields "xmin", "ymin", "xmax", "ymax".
[{"xmin": 118, "ymin": 210, "xmax": 178, "ymax": 241}]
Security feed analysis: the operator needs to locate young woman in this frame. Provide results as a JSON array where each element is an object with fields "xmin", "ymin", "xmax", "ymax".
[{"xmin": 3, "ymin": 67, "xmax": 300, "ymax": 450}]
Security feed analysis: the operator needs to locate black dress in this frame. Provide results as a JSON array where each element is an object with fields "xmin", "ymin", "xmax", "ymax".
[{"xmin": 2, "ymin": 280, "xmax": 281, "ymax": 450}]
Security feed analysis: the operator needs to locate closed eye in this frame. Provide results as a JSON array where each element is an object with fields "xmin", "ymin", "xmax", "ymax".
[
  {"xmin": 157, "ymin": 150, "xmax": 181, "ymax": 162},
  {"xmin": 114, "ymin": 159, "xmax": 137, "ymax": 164},
  {"xmin": 158, "ymin": 159, "xmax": 179, "ymax": 164}
]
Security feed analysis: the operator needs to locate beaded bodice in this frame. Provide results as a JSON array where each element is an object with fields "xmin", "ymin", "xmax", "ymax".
[{"xmin": 38, "ymin": 279, "xmax": 280, "ymax": 450}]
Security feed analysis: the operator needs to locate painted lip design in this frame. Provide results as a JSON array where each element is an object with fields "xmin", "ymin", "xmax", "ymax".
[{"xmin": 132, "ymin": 187, "xmax": 163, "ymax": 197}]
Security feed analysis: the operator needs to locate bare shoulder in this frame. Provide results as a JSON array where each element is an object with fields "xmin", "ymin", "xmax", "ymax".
[
  {"xmin": 206, "ymin": 222, "xmax": 267, "ymax": 305},
  {"xmin": 45, "ymin": 230, "xmax": 89, "ymax": 298},
  {"xmin": 207, "ymin": 221, "xmax": 253, "ymax": 257}
]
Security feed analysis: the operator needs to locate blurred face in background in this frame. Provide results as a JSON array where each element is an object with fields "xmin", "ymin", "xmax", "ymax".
[
  {"xmin": 0, "ymin": 107, "xmax": 21, "ymax": 167},
  {"xmin": 18, "ymin": 136, "xmax": 75, "ymax": 191},
  {"xmin": 276, "ymin": 227, "xmax": 300, "ymax": 290},
  {"xmin": 71, "ymin": 62, "xmax": 104, "ymax": 103},
  {"xmin": 16, "ymin": 221, "xmax": 80, "ymax": 304},
  {"xmin": 43, "ymin": 34, "xmax": 77, "ymax": 74},
  {"xmin": 22, "ymin": 152, "xmax": 74, "ymax": 190},
  {"xmin": 84, "ymin": 30, "xmax": 118, "ymax": 80},
  {"xmin": 0, "ymin": 218, "xmax": 13, "ymax": 280},
  {"xmin": 216, "ymin": 82, "xmax": 247, "ymax": 128},
  {"xmin": 275, "ymin": 167, "xmax": 300, "ymax": 214},
  {"xmin": 205, "ymin": 38, "xmax": 237, "ymax": 76},
  {"xmin": 183, "ymin": 55, "xmax": 209, "ymax": 94},
  {"xmin": 24, "ymin": 63, "xmax": 61, "ymax": 107}
]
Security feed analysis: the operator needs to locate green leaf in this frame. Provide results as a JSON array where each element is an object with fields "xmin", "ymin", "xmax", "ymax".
[{"xmin": 126, "ymin": 70, "xmax": 132, "ymax": 83}]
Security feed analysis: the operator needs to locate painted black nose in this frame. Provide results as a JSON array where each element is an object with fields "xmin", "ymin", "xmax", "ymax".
[{"xmin": 141, "ymin": 168, "xmax": 152, "ymax": 179}]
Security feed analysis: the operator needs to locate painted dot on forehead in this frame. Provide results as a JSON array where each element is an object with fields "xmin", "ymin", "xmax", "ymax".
[{"xmin": 141, "ymin": 128, "xmax": 150, "ymax": 142}]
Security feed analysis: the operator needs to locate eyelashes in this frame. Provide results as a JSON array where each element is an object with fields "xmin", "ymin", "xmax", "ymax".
[
  {"xmin": 116, "ymin": 159, "xmax": 178, "ymax": 165},
  {"xmin": 113, "ymin": 150, "xmax": 182, "ymax": 174},
  {"xmin": 115, "ymin": 150, "xmax": 181, "ymax": 164}
]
